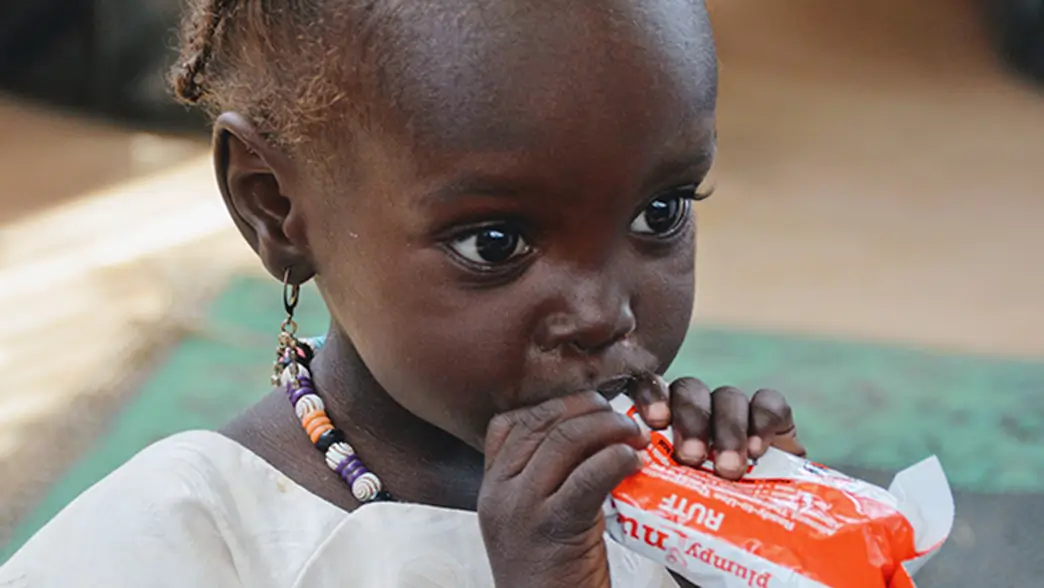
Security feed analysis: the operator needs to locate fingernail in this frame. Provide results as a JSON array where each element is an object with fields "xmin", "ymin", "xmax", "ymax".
[
  {"xmin": 677, "ymin": 439, "xmax": 706, "ymax": 463},
  {"xmin": 647, "ymin": 402, "xmax": 669, "ymax": 424},
  {"xmin": 716, "ymin": 450, "xmax": 743, "ymax": 473},
  {"xmin": 748, "ymin": 436, "xmax": 764, "ymax": 456}
]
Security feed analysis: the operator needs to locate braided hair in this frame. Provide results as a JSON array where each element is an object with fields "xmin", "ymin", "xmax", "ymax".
[
  {"xmin": 172, "ymin": 0, "xmax": 236, "ymax": 104},
  {"xmin": 172, "ymin": 0, "xmax": 714, "ymax": 153},
  {"xmin": 171, "ymin": 0, "xmax": 389, "ymax": 153}
]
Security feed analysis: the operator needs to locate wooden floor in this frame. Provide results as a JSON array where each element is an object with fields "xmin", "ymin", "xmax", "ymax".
[{"xmin": 0, "ymin": 0, "xmax": 1042, "ymax": 543}]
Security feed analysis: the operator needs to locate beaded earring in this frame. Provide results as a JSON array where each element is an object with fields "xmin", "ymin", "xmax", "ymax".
[{"xmin": 273, "ymin": 270, "xmax": 390, "ymax": 503}]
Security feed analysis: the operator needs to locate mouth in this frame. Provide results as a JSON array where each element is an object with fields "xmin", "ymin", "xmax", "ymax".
[{"xmin": 595, "ymin": 374, "xmax": 637, "ymax": 400}]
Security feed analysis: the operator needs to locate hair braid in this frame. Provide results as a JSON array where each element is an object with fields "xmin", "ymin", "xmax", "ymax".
[{"xmin": 173, "ymin": 0, "xmax": 237, "ymax": 104}]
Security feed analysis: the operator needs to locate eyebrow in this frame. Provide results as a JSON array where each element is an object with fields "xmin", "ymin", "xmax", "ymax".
[
  {"xmin": 420, "ymin": 141, "xmax": 716, "ymax": 205},
  {"xmin": 642, "ymin": 146, "xmax": 716, "ymax": 191},
  {"xmin": 421, "ymin": 172, "xmax": 542, "ymax": 205}
]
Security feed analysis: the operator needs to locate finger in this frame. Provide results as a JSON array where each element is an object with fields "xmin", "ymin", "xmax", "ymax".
[
  {"xmin": 527, "ymin": 409, "xmax": 648, "ymax": 495},
  {"xmin": 747, "ymin": 388, "xmax": 786, "ymax": 458},
  {"xmin": 771, "ymin": 420, "xmax": 807, "ymax": 457},
  {"xmin": 668, "ymin": 377, "xmax": 713, "ymax": 466},
  {"xmin": 711, "ymin": 386, "xmax": 749, "ymax": 479},
  {"xmin": 629, "ymin": 372, "xmax": 670, "ymax": 429},
  {"xmin": 484, "ymin": 413, "xmax": 514, "ymax": 473},
  {"xmin": 748, "ymin": 388, "xmax": 806, "ymax": 457},
  {"xmin": 773, "ymin": 432, "xmax": 807, "ymax": 458},
  {"xmin": 484, "ymin": 392, "xmax": 612, "ymax": 479},
  {"xmin": 551, "ymin": 443, "xmax": 643, "ymax": 527}
]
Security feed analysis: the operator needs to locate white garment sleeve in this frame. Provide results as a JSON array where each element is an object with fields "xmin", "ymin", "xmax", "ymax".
[{"xmin": 0, "ymin": 436, "xmax": 243, "ymax": 588}]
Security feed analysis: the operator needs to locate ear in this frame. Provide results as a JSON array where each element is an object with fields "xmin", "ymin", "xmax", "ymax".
[{"xmin": 212, "ymin": 112, "xmax": 315, "ymax": 285}]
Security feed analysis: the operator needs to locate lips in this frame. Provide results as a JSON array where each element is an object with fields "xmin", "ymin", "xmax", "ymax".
[
  {"xmin": 525, "ymin": 349, "xmax": 660, "ymax": 405},
  {"xmin": 595, "ymin": 374, "xmax": 637, "ymax": 400}
]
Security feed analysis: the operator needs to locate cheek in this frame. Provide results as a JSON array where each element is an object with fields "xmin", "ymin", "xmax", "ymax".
[
  {"xmin": 321, "ymin": 248, "xmax": 532, "ymax": 443},
  {"xmin": 637, "ymin": 240, "xmax": 696, "ymax": 368}
]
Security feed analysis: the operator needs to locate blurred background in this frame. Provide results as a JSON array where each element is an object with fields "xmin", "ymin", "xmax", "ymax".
[{"xmin": 1, "ymin": 0, "xmax": 1042, "ymax": 585}]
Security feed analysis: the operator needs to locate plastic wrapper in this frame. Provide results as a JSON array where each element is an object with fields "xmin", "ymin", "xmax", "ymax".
[{"xmin": 605, "ymin": 397, "xmax": 954, "ymax": 588}]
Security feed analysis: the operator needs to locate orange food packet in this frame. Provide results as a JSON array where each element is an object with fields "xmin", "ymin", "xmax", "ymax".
[{"xmin": 605, "ymin": 397, "xmax": 954, "ymax": 588}]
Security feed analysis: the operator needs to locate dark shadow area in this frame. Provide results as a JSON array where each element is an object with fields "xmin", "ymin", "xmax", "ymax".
[
  {"xmin": 0, "ymin": 0, "xmax": 206, "ymax": 133},
  {"xmin": 991, "ymin": 0, "xmax": 1044, "ymax": 82}
]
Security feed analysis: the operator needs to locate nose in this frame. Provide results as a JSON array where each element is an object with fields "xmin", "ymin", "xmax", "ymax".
[{"xmin": 535, "ymin": 271, "xmax": 636, "ymax": 355}]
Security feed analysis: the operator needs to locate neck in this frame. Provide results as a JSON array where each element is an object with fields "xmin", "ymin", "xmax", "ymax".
[{"xmin": 310, "ymin": 326, "xmax": 485, "ymax": 510}]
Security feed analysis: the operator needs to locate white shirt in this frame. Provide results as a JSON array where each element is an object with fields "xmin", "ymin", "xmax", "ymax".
[{"xmin": 0, "ymin": 431, "xmax": 677, "ymax": 587}]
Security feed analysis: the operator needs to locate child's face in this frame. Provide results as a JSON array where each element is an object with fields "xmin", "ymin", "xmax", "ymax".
[{"xmin": 282, "ymin": 2, "xmax": 714, "ymax": 449}]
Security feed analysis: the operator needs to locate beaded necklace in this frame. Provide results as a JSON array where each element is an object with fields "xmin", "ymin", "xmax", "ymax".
[{"xmin": 274, "ymin": 333, "xmax": 392, "ymax": 503}]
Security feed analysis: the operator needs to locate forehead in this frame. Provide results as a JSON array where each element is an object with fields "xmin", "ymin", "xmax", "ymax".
[{"xmin": 361, "ymin": 0, "xmax": 717, "ymax": 156}]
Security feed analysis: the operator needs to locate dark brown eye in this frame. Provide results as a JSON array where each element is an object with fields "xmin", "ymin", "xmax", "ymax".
[
  {"xmin": 630, "ymin": 190, "xmax": 693, "ymax": 236},
  {"xmin": 449, "ymin": 225, "xmax": 531, "ymax": 265}
]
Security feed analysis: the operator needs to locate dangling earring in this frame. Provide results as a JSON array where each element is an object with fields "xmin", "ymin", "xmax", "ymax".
[
  {"xmin": 271, "ymin": 268, "xmax": 307, "ymax": 386},
  {"xmin": 270, "ymin": 269, "xmax": 389, "ymax": 503}
]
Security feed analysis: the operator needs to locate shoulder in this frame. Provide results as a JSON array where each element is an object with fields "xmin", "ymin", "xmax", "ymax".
[{"xmin": 0, "ymin": 431, "xmax": 347, "ymax": 588}]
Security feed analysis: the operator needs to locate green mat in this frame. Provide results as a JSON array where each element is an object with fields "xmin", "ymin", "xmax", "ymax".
[{"xmin": 5, "ymin": 275, "xmax": 1044, "ymax": 561}]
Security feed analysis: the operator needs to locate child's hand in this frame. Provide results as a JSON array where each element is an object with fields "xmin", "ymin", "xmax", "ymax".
[
  {"xmin": 478, "ymin": 392, "xmax": 647, "ymax": 588},
  {"xmin": 628, "ymin": 373, "xmax": 807, "ymax": 480}
]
